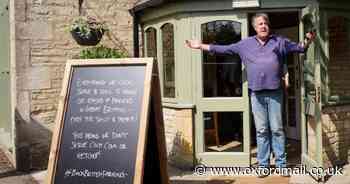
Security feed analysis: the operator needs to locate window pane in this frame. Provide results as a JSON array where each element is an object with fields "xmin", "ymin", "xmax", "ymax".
[
  {"xmin": 145, "ymin": 27, "xmax": 157, "ymax": 59},
  {"xmin": 328, "ymin": 16, "xmax": 350, "ymax": 103},
  {"xmin": 161, "ymin": 23, "xmax": 175, "ymax": 98},
  {"xmin": 204, "ymin": 112, "xmax": 243, "ymax": 152},
  {"xmin": 202, "ymin": 21, "xmax": 242, "ymax": 97}
]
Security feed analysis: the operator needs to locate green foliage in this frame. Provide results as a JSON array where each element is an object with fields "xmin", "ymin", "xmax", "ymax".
[
  {"xmin": 70, "ymin": 16, "xmax": 108, "ymax": 39},
  {"xmin": 79, "ymin": 45, "xmax": 126, "ymax": 59}
]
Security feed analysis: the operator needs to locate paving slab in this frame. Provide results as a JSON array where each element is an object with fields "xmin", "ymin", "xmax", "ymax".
[
  {"xmin": 326, "ymin": 164, "xmax": 350, "ymax": 184},
  {"xmin": 0, "ymin": 173, "xmax": 37, "ymax": 184},
  {"xmin": 289, "ymin": 174, "xmax": 319, "ymax": 184},
  {"xmin": 1, "ymin": 164, "xmax": 350, "ymax": 184}
]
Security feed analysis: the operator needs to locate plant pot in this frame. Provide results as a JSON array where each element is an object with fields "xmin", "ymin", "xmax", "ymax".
[{"xmin": 70, "ymin": 28, "xmax": 104, "ymax": 46}]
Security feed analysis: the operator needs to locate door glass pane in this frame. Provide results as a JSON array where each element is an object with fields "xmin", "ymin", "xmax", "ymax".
[
  {"xmin": 161, "ymin": 23, "xmax": 175, "ymax": 98},
  {"xmin": 286, "ymin": 54, "xmax": 298, "ymax": 128},
  {"xmin": 204, "ymin": 112, "xmax": 243, "ymax": 152},
  {"xmin": 201, "ymin": 21, "xmax": 242, "ymax": 97}
]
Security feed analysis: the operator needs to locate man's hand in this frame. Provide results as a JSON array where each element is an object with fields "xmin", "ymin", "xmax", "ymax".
[
  {"xmin": 305, "ymin": 31, "xmax": 316, "ymax": 41},
  {"xmin": 185, "ymin": 40, "xmax": 202, "ymax": 49},
  {"xmin": 302, "ymin": 31, "xmax": 316, "ymax": 49},
  {"xmin": 185, "ymin": 40, "xmax": 210, "ymax": 51}
]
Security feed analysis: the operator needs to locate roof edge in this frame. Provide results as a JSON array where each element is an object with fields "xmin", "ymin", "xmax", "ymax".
[{"xmin": 130, "ymin": 0, "xmax": 165, "ymax": 15}]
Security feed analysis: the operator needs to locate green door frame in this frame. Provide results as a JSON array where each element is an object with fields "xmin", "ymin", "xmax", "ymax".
[
  {"xmin": 0, "ymin": 0, "xmax": 12, "ymax": 150},
  {"xmin": 300, "ymin": 3, "xmax": 324, "ymax": 180},
  {"xmin": 192, "ymin": 12, "xmax": 251, "ymax": 167}
]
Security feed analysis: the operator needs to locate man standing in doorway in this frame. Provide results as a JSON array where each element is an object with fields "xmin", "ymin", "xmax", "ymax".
[{"xmin": 186, "ymin": 13, "xmax": 315, "ymax": 176}]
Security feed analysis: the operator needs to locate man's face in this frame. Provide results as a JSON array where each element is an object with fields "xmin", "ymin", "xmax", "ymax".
[{"xmin": 254, "ymin": 16, "xmax": 270, "ymax": 40}]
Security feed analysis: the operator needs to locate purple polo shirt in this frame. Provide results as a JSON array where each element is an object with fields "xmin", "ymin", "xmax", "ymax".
[{"xmin": 209, "ymin": 35, "xmax": 305, "ymax": 91}]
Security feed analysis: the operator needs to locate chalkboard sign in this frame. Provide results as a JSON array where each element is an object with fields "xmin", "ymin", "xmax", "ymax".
[{"xmin": 46, "ymin": 58, "xmax": 169, "ymax": 184}]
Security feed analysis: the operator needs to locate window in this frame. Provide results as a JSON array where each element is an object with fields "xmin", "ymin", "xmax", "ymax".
[
  {"xmin": 145, "ymin": 27, "xmax": 157, "ymax": 60},
  {"xmin": 201, "ymin": 20, "xmax": 242, "ymax": 97},
  {"xmin": 161, "ymin": 23, "xmax": 175, "ymax": 98},
  {"xmin": 327, "ymin": 15, "xmax": 350, "ymax": 104}
]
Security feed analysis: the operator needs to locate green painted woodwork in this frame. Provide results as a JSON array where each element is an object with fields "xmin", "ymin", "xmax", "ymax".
[
  {"xmin": 318, "ymin": 10, "xmax": 329, "ymax": 106},
  {"xmin": 139, "ymin": 0, "xmax": 312, "ymax": 23},
  {"xmin": 192, "ymin": 13, "xmax": 250, "ymax": 167},
  {"xmin": 138, "ymin": 0, "xmax": 350, "ymax": 170},
  {"xmin": 0, "ymin": 0, "xmax": 11, "ymax": 149},
  {"xmin": 143, "ymin": 12, "xmax": 251, "ymax": 167},
  {"xmin": 300, "ymin": 3, "xmax": 324, "ymax": 181},
  {"xmin": 144, "ymin": 14, "xmax": 195, "ymax": 105},
  {"xmin": 144, "ymin": 18, "xmax": 178, "ymax": 104}
]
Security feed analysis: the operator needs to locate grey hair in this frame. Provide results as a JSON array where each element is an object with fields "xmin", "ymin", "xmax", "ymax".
[{"xmin": 251, "ymin": 13, "xmax": 270, "ymax": 27}]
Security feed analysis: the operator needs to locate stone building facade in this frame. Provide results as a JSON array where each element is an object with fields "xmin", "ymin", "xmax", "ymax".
[
  {"xmin": 7, "ymin": 0, "xmax": 192, "ymax": 171},
  {"xmin": 6, "ymin": 0, "xmax": 350, "ymax": 175},
  {"xmin": 321, "ymin": 15, "xmax": 350, "ymax": 168},
  {"xmin": 13, "ymin": 0, "xmax": 137, "ymax": 169}
]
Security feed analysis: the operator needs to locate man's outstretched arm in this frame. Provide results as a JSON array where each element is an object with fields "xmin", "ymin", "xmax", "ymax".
[
  {"xmin": 185, "ymin": 40, "xmax": 210, "ymax": 51},
  {"xmin": 285, "ymin": 31, "xmax": 316, "ymax": 53},
  {"xmin": 185, "ymin": 39, "xmax": 240, "ymax": 55}
]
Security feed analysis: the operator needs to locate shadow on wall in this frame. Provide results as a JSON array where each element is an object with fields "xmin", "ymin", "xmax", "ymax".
[
  {"xmin": 322, "ymin": 15, "xmax": 350, "ymax": 170},
  {"xmin": 167, "ymin": 131, "xmax": 194, "ymax": 173},
  {"xmin": 15, "ymin": 108, "xmax": 52, "ymax": 172},
  {"xmin": 322, "ymin": 108, "xmax": 349, "ymax": 168}
]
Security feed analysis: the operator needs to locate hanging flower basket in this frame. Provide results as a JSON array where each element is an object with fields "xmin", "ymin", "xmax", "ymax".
[
  {"xmin": 69, "ymin": 17, "xmax": 108, "ymax": 46},
  {"xmin": 70, "ymin": 28, "xmax": 104, "ymax": 46}
]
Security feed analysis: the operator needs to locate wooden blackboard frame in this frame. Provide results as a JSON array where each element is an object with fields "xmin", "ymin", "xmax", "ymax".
[{"xmin": 46, "ymin": 58, "xmax": 168, "ymax": 184}]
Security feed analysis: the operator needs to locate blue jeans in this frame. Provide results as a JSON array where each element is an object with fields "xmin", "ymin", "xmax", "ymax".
[{"xmin": 251, "ymin": 89, "xmax": 286, "ymax": 168}]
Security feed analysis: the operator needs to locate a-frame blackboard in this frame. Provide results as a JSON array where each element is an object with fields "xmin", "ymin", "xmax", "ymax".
[{"xmin": 46, "ymin": 58, "xmax": 169, "ymax": 184}]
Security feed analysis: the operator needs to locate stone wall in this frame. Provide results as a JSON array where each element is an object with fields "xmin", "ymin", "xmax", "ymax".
[
  {"xmin": 14, "ymin": 0, "xmax": 136, "ymax": 170},
  {"xmin": 321, "ymin": 13, "xmax": 350, "ymax": 169},
  {"xmin": 328, "ymin": 16, "xmax": 350, "ymax": 97},
  {"xmin": 322, "ymin": 105, "xmax": 350, "ymax": 168}
]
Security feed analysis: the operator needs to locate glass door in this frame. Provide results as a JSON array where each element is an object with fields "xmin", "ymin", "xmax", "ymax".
[
  {"xmin": 300, "ymin": 4, "xmax": 324, "ymax": 180},
  {"xmin": 274, "ymin": 25, "xmax": 301, "ymax": 140},
  {"xmin": 192, "ymin": 13, "xmax": 250, "ymax": 167}
]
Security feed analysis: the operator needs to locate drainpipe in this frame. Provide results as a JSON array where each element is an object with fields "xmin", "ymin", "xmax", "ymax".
[{"xmin": 130, "ymin": 9, "xmax": 140, "ymax": 57}]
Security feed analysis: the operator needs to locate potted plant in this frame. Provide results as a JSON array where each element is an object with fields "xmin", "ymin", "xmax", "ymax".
[
  {"xmin": 78, "ymin": 45, "xmax": 126, "ymax": 59},
  {"xmin": 70, "ymin": 16, "xmax": 108, "ymax": 46}
]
